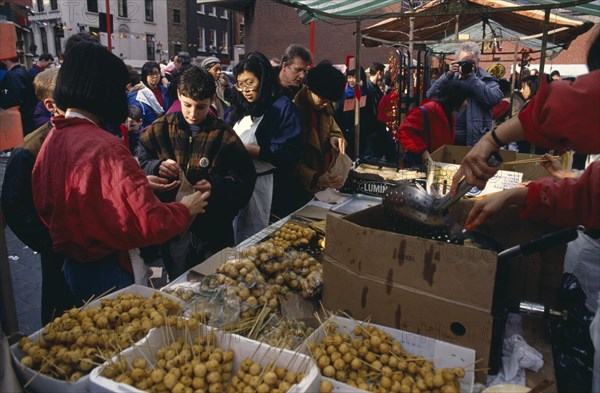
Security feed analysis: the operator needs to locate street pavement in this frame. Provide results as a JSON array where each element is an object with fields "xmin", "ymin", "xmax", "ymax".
[{"xmin": 4, "ymin": 227, "xmax": 42, "ymax": 336}]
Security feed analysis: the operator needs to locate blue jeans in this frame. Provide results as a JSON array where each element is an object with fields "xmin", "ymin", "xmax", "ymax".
[{"xmin": 63, "ymin": 254, "xmax": 134, "ymax": 305}]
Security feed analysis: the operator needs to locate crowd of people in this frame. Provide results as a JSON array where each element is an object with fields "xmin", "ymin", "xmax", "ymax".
[{"xmin": 1, "ymin": 34, "xmax": 598, "ymax": 388}]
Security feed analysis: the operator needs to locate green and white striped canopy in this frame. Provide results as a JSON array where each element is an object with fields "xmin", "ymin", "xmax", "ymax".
[{"xmin": 270, "ymin": 0, "xmax": 401, "ymax": 23}]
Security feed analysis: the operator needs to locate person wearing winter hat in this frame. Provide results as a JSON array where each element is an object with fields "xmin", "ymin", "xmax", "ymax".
[
  {"xmin": 282, "ymin": 61, "xmax": 347, "ymax": 214},
  {"xmin": 200, "ymin": 56, "xmax": 230, "ymax": 119}
]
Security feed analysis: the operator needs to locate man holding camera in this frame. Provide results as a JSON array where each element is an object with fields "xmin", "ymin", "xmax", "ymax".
[{"xmin": 426, "ymin": 42, "xmax": 503, "ymax": 146}]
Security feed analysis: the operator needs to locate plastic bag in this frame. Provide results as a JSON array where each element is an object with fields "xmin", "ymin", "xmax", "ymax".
[{"xmin": 550, "ymin": 273, "xmax": 595, "ymax": 392}]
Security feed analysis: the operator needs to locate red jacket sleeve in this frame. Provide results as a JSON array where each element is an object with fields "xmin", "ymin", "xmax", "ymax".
[
  {"xmin": 397, "ymin": 106, "xmax": 427, "ymax": 153},
  {"xmin": 518, "ymin": 71, "xmax": 600, "ymax": 154},
  {"xmin": 520, "ymin": 161, "xmax": 600, "ymax": 229}
]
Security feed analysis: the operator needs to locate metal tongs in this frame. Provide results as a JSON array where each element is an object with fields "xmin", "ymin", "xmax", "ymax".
[{"xmin": 382, "ymin": 152, "xmax": 503, "ymax": 241}]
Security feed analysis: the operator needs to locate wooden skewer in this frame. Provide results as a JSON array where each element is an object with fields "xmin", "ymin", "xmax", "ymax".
[{"xmin": 503, "ymin": 155, "xmax": 560, "ymax": 165}]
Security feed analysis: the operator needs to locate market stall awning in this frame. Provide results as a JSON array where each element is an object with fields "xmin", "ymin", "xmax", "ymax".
[
  {"xmin": 360, "ymin": 0, "xmax": 594, "ymax": 54},
  {"xmin": 527, "ymin": 0, "xmax": 600, "ymax": 17},
  {"xmin": 268, "ymin": 0, "xmax": 401, "ymax": 23}
]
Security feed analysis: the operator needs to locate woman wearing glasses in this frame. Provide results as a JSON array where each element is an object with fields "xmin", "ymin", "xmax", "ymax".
[
  {"xmin": 228, "ymin": 51, "xmax": 304, "ymax": 244},
  {"xmin": 141, "ymin": 61, "xmax": 170, "ymax": 112}
]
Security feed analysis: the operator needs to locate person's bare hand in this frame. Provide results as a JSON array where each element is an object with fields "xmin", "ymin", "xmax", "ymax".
[
  {"xmin": 180, "ymin": 190, "xmax": 211, "ymax": 216},
  {"xmin": 451, "ymin": 134, "xmax": 499, "ymax": 196},
  {"xmin": 159, "ymin": 159, "xmax": 180, "ymax": 179},
  {"xmin": 464, "ymin": 187, "xmax": 528, "ymax": 231},
  {"xmin": 541, "ymin": 153, "xmax": 576, "ymax": 180},
  {"xmin": 448, "ymin": 62, "xmax": 460, "ymax": 76},
  {"xmin": 193, "ymin": 179, "xmax": 212, "ymax": 193},
  {"xmin": 147, "ymin": 175, "xmax": 180, "ymax": 193},
  {"xmin": 318, "ymin": 173, "xmax": 344, "ymax": 190},
  {"xmin": 330, "ymin": 136, "xmax": 347, "ymax": 153}
]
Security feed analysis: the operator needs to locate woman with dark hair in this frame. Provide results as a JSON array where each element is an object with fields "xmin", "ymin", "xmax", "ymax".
[
  {"xmin": 397, "ymin": 79, "xmax": 470, "ymax": 165},
  {"xmin": 228, "ymin": 51, "xmax": 303, "ymax": 243},
  {"xmin": 141, "ymin": 61, "xmax": 170, "ymax": 112},
  {"xmin": 126, "ymin": 65, "xmax": 164, "ymax": 130},
  {"xmin": 31, "ymin": 42, "xmax": 210, "ymax": 302}
]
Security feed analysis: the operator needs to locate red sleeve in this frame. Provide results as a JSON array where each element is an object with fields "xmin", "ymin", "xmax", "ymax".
[
  {"xmin": 95, "ymin": 146, "xmax": 191, "ymax": 252},
  {"xmin": 377, "ymin": 93, "xmax": 392, "ymax": 124},
  {"xmin": 520, "ymin": 161, "xmax": 600, "ymax": 229},
  {"xmin": 397, "ymin": 107, "xmax": 427, "ymax": 153},
  {"xmin": 518, "ymin": 71, "xmax": 600, "ymax": 154}
]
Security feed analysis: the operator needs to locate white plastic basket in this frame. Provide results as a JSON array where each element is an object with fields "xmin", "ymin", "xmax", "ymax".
[
  {"xmin": 90, "ymin": 324, "xmax": 320, "ymax": 392},
  {"xmin": 10, "ymin": 284, "xmax": 183, "ymax": 393},
  {"xmin": 299, "ymin": 316, "xmax": 476, "ymax": 393}
]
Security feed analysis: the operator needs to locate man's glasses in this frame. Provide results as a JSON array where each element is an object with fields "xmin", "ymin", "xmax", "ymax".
[{"xmin": 234, "ymin": 81, "xmax": 259, "ymax": 92}]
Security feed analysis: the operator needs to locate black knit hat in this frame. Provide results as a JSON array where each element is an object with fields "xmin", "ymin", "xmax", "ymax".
[{"xmin": 306, "ymin": 62, "xmax": 346, "ymax": 102}]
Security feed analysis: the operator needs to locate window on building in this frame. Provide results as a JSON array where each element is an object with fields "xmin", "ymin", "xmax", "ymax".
[
  {"xmin": 146, "ymin": 34, "xmax": 155, "ymax": 60},
  {"xmin": 174, "ymin": 43, "xmax": 182, "ymax": 54},
  {"xmin": 208, "ymin": 29, "xmax": 217, "ymax": 53},
  {"xmin": 221, "ymin": 9, "xmax": 228, "ymax": 19},
  {"xmin": 50, "ymin": 0, "xmax": 58, "ymax": 10},
  {"xmin": 198, "ymin": 4, "xmax": 205, "ymax": 14},
  {"xmin": 118, "ymin": 0, "xmax": 128, "ymax": 17},
  {"xmin": 198, "ymin": 28, "xmax": 205, "ymax": 53},
  {"xmin": 87, "ymin": 0, "xmax": 98, "ymax": 13},
  {"xmin": 36, "ymin": 0, "xmax": 44, "ymax": 12},
  {"xmin": 209, "ymin": 7, "xmax": 217, "ymax": 16},
  {"xmin": 220, "ymin": 31, "xmax": 228, "ymax": 53},
  {"xmin": 145, "ymin": 0, "xmax": 154, "ymax": 22},
  {"xmin": 173, "ymin": 9, "xmax": 181, "ymax": 24},
  {"xmin": 40, "ymin": 27, "xmax": 48, "ymax": 53}
]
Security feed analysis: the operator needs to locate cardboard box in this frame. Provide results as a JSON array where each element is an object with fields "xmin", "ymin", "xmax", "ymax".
[
  {"xmin": 426, "ymin": 145, "xmax": 550, "ymax": 198},
  {"xmin": 322, "ymin": 203, "xmax": 567, "ymax": 382},
  {"xmin": 299, "ymin": 316, "xmax": 476, "ymax": 393}
]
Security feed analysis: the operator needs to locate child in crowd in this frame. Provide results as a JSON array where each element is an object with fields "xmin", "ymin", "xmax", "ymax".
[
  {"xmin": 136, "ymin": 66, "xmax": 256, "ymax": 279},
  {"xmin": 32, "ymin": 68, "xmax": 59, "ymax": 128},
  {"xmin": 120, "ymin": 105, "xmax": 143, "ymax": 153}
]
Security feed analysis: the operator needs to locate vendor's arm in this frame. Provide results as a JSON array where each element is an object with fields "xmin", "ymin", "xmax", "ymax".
[
  {"xmin": 518, "ymin": 71, "xmax": 600, "ymax": 153},
  {"xmin": 451, "ymin": 116, "xmax": 524, "ymax": 193},
  {"xmin": 465, "ymin": 161, "xmax": 600, "ymax": 230},
  {"xmin": 521, "ymin": 161, "xmax": 600, "ymax": 229}
]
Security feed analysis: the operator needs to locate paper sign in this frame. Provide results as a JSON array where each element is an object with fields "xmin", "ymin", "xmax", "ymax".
[
  {"xmin": 0, "ymin": 24, "xmax": 17, "ymax": 60},
  {"xmin": 342, "ymin": 96, "xmax": 366, "ymax": 111},
  {"xmin": 0, "ymin": 107, "xmax": 23, "ymax": 150},
  {"xmin": 427, "ymin": 161, "xmax": 523, "ymax": 198}
]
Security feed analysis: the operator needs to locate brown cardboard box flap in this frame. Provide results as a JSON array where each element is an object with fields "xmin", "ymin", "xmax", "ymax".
[
  {"xmin": 325, "ymin": 206, "xmax": 498, "ymax": 310},
  {"xmin": 322, "ymin": 263, "xmax": 493, "ymax": 382}
]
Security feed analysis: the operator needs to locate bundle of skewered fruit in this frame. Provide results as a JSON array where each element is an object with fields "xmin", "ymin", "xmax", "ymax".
[
  {"xmin": 99, "ymin": 327, "xmax": 312, "ymax": 393},
  {"xmin": 17, "ymin": 292, "xmax": 182, "ymax": 382},
  {"xmin": 240, "ymin": 244, "xmax": 323, "ymax": 299},
  {"xmin": 265, "ymin": 222, "xmax": 317, "ymax": 250},
  {"xmin": 256, "ymin": 317, "xmax": 315, "ymax": 350},
  {"xmin": 307, "ymin": 321, "xmax": 465, "ymax": 393}
]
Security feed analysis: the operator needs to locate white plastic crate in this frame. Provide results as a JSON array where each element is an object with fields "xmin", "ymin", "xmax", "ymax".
[
  {"xmin": 90, "ymin": 324, "xmax": 320, "ymax": 392},
  {"xmin": 300, "ymin": 316, "xmax": 476, "ymax": 393},
  {"xmin": 10, "ymin": 284, "xmax": 183, "ymax": 393}
]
